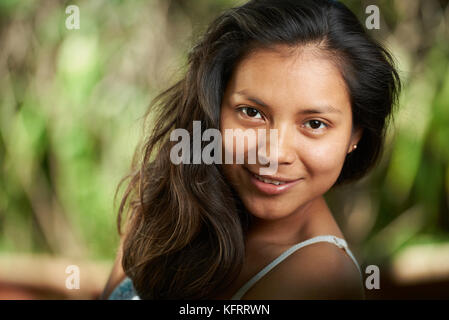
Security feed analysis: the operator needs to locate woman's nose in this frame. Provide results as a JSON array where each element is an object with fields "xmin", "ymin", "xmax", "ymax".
[
  {"xmin": 276, "ymin": 126, "xmax": 297, "ymax": 165},
  {"xmin": 260, "ymin": 124, "xmax": 296, "ymax": 166}
]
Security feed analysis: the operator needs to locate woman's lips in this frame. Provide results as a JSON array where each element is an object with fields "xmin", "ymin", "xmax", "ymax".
[{"xmin": 244, "ymin": 168, "xmax": 303, "ymax": 195}]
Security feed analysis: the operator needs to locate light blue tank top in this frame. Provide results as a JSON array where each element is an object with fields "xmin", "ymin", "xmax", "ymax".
[{"xmin": 109, "ymin": 234, "xmax": 362, "ymax": 300}]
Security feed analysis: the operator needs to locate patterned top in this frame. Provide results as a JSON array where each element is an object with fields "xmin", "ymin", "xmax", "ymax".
[{"xmin": 108, "ymin": 277, "xmax": 139, "ymax": 300}]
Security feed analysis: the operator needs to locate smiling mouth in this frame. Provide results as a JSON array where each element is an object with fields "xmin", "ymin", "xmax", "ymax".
[
  {"xmin": 244, "ymin": 167, "xmax": 303, "ymax": 195},
  {"xmin": 245, "ymin": 168, "xmax": 302, "ymax": 189},
  {"xmin": 245, "ymin": 168, "xmax": 301, "ymax": 184},
  {"xmin": 252, "ymin": 173, "xmax": 287, "ymax": 185}
]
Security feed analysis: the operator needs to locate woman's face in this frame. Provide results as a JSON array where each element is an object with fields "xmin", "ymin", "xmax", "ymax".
[{"xmin": 220, "ymin": 44, "xmax": 362, "ymax": 221}]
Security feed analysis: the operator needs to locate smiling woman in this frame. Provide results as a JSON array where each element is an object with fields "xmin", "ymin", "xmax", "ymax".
[
  {"xmin": 103, "ymin": 0, "xmax": 401, "ymax": 300},
  {"xmin": 220, "ymin": 45, "xmax": 360, "ymax": 221}
]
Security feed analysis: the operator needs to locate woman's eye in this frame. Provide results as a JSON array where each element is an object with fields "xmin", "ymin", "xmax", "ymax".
[
  {"xmin": 240, "ymin": 107, "xmax": 263, "ymax": 119},
  {"xmin": 304, "ymin": 120, "xmax": 327, "ymax": 130}
]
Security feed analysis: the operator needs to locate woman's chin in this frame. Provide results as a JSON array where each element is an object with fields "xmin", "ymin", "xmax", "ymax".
[{"xmin": 242, "ymin": 197, "xmax": 294, "ymax": 221}]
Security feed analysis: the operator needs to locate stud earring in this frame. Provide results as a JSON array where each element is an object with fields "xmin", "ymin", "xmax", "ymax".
[{"xmin": 348, "ymin": 144, "xmax": 357, "ymax": 154}]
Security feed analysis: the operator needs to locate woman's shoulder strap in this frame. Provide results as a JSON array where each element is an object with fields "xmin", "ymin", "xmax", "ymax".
[{"xmin": 231, "ymin": 234, "xmax": 362, "ymax": 300}]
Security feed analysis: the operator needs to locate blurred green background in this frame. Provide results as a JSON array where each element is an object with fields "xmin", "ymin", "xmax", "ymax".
[{"xmin": 0, "ymin": 0, "xmax": 448, "ymax": 299}]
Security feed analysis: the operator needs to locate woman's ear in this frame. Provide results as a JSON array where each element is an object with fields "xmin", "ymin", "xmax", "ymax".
[{"xmin": 347, "ymin": 127, "xmax": 363, "ymax": 154}]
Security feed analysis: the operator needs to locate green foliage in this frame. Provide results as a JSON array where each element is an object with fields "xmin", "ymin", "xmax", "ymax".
[{"xmin": 0, "ymin": 0, "xmax": 448, "ymax": 269}]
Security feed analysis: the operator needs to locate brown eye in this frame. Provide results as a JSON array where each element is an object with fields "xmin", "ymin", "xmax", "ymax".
[
  {"xmin": 241, "ymin": 107, "xmax": 262, "ymax": 119},
  {"xmin": 304, "ymin": 120, "xmax": 327, "ymax": 130}
]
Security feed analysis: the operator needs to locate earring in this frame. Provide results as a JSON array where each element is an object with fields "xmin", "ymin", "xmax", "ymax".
[{"xmin": 348, "ymin": 144, "xmax": 357, "ymax": 154}]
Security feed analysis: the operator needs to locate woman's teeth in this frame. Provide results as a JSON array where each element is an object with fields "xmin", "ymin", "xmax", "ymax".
[{"xmin": 253, "ymin": 173, "xmax": 287, "ymax": 185}]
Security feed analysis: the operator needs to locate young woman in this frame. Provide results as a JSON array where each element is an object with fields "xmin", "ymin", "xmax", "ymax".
[{"xmin": 102, "ymin": 0, "xmax": 401, "ymax": 300}]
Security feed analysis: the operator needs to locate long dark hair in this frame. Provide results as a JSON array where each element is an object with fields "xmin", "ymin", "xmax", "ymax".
[{"xmin": 117, "ymin": 0, "xmax": 401, "ymax": 299}]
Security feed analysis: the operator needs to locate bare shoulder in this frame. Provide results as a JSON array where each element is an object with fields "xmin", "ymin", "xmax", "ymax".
[{"xmin": 252, "ymin": 241, "xmax": 365, "ymax": 300}]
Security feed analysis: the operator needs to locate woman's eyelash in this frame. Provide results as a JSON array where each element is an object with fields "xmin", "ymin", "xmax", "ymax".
[
  {"xmin": 239, "ymin": 106, "xmax": 263, "ymax": 119},
  {"xmin": 237, "ymin": 107, "xmax": 328, "ymax": 131},
  {"xmin": 303, "ymin": 120, "xmax": 328, "ymax": 130}
]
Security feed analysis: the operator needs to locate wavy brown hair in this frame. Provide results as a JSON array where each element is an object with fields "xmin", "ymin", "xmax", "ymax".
[{"xmin": 117, "ymin": 0, "xmax": 401, "ymax": 299}]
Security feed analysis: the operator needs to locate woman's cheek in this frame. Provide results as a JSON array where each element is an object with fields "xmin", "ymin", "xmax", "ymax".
[{"xmin": 302, "ymin": 139, "xmax": 348, "ymax": 180}]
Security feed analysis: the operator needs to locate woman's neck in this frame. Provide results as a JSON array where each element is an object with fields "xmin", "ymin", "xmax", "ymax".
[{"xmin": 245, "ymin": 196, "xmax": 333, "ymax": 247}]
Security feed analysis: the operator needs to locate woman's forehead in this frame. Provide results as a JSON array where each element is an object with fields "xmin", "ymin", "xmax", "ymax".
[{"xmin": 226, "ymin": 45, "xmax": 351, "ymax": 115}]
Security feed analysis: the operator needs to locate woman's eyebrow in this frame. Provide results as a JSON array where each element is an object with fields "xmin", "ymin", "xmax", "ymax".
[
  {"xmin": 233, "ymin": 91, "xmax": 342, "ymax": 115},
  {"xmin": 298, "ymin": 105, "xmax": 342, "ymax": 115},
  {"xmin": 234, "ymin": 91, "xmax": 270, "ymax": 109}
]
